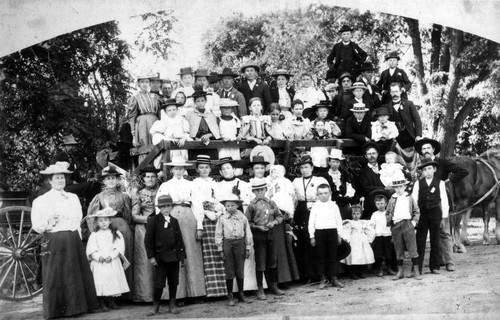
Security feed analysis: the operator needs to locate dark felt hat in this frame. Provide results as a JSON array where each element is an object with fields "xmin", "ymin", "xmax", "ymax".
[
  {"xmin": 414, "ymin": 138, "xmax": 441, "ymax": 156},
  {"xmin": 271, "ymin": 69, "xmax": 293, "ymax": 79},
  {"xmin": 140, "ymin": 165, "xmax": 160, "ymax": 174},
  {"xmin": 178, "ymin": 67, "xmax": 194, "ymax": 75},
  {"xmin": 312, "ymin": 100, "xmax": 333, "ymax": 110},
  {"xmin": 339, "ymin": 25, "xmax": 354, "ymax": 33},
  {"xmin": 209, "ymin": 72, "xmax": 221, "ymax": 83},
  {"xmin": 194, "ymin": 69, "xmax": 210, "ymax": 78},
  {"xmin": 338, "ymin": 72, "xmax": 355, "ymax": 84},
  {"xmin": 248, "ymin": 155, "xmax": 270, "ymax": 167},
  {"xmin": 295, "ymin": 155, "xmax": 314, "ymax": 167},
  {"xmin": 161, "ymin": 98, "xmax": 183, "ymax": 108},
  {"xmin": 385, "ymin": 50, "xmax": 400, "ymax": 61},
  {"xmin": 219, "ymin": 67, "xmax": 238, "ymax": 78},
  {"xmin": 157, "ymin": 195, "xmax": 174, "ymax": 207},
  {"xmin": 192, "ymin": 90, "xmax": 208, "ymax": 100},
  {"xmin": 362, "ymin": 142, "xmax": 380, "ymax": 155},
  {"xmin": 240, "ymin": 61, "xmax": 260, "ymax": 73},
  {"xmin": 100, "ymin": 166, "xmax": 122, "ymax": 179},
  {"xmin": 373, "ymin": 107, "xmax": 390, "ymax": 117},
  {"xmin": 418, "ymin": 158, "xmax": 439, "ymax": 170},
  {"xmin": 217, "ymin": 157, "xmax": 237, "ymax": 167},
  {"xmin": 337, "ymin": 239, "xmax": 351, "ymax": 261}
]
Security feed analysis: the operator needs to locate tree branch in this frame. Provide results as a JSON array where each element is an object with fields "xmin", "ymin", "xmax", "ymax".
[{"xmin": 404, "ymin": 17, "xmax": 429, "ymax": 100}]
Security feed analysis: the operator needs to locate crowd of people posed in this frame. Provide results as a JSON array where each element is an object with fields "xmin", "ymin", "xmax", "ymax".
[{"xmin": 30, "ymin": 24, "xmax": 470, "ymax": 319}]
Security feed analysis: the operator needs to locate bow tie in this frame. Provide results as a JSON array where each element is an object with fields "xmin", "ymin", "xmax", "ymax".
[{"xmin": 295, "ymin": 117, "xmax": 303, "ymax": 122}]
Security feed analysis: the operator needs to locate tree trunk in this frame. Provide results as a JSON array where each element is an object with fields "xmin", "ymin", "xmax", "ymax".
[
  {"xmin": 430, "ymin": 24, "xmax": 442, "ymax": 74},
  {"xmin": 439, "ymin": 28, "xmax": 463, "ymax": 157},
  {"xmin": 404, "ymin": 17, "xmax": 428, "ymax": 100}
]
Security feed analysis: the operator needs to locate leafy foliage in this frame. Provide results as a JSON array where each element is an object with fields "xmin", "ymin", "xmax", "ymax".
[{"xmin": 133, "ymin": 10, "xmax": 178, "ymax": 61}]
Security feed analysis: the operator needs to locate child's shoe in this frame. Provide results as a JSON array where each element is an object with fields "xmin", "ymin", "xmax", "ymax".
[
  {"xmin": 227, "ymin": 293, "xmax": 236, "ymax": 306},
  {"xmin": 256, "ymin": 286, "xmax": 267, "ymax": 300}
]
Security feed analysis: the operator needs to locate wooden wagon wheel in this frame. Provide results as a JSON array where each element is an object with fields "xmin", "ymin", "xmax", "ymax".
[{"xmin": 0, "ymin": 206, "xmax": 43, "ymax": 301}]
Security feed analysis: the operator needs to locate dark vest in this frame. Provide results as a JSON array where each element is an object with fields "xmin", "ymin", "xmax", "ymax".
[{"xmin": 418, "ymin": 177, "xmax": 442, "ymax": 212}]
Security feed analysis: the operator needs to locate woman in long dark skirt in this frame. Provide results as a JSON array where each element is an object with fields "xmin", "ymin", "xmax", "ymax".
[{"xmin": 31, "ymin": 162, "xmax": 97, "ymax": 319}]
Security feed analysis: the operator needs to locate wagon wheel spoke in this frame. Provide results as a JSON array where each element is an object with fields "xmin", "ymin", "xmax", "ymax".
[
  {"xmin": 23, "ymin": 232, "xmax": 44, "ymax": 250},
  {"xmin": 17, "ymin": 209, "xmax": 25, "ymax": 248},
  {"xmin": 0, "ymin": 247, "xmax": 13, "ymax": 256},
  {"xmin": 20, "ymin": 259, "xmax": 37, "ymax": 279},
  {"xmin": 12, "ymin": 261, "xmax": 19, "ymax": 298},
  {"xmin": 5, "ymin": 212, "xmax": 18, "ymax": 249},
  {"xmin": 20, "ymin": 227, "xmax": 34, "ymax": 247},
  {"xmin": 0, "ymin": 259, "xmax": 15, "ymax": 289},
  {"xmin": 0, "ymin": 229, "xmax": 16, "ymax": 250},
  {"xmin": 0, "ymin": 257, "xmax": 13, "ymax": 271},
  {"xmin": 18, "ymin": 259, "xmax": 32, "ymax": 297}
]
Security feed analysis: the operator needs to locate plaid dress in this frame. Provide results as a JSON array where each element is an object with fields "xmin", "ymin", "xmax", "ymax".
[{"xmin": 202, "ymin": 217, "xmax": 228, "ymax": 297}]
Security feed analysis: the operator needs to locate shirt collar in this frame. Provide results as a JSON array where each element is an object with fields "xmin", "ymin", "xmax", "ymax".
[
  {"xmin": 392, "ymin": 191, "xmax": 408, "ymax": 198},
  {"xmin": 368, "ymin": 162, "xmax": 379, "ymax": 169}
]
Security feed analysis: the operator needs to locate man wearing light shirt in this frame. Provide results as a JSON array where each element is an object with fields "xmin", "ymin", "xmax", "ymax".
[
  {"xmin": 308, "ymin": 183, "xmax": 345, "ymax": 289},
  {"xmin": 412, "ymin": 158, "xmax": 449, "ymax": 275}
]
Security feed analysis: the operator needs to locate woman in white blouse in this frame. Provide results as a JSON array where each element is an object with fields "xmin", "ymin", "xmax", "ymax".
[
  {"xmin": 31, "ymin": 162, "xmax": 97, "ymax": 319},
  {"xmin": 291, "ymin": 155, "xmax": 328, "ymax": 280},
  {"xmin": 155, "ymin": 156, "xmax": 206, "ymax": 300}
]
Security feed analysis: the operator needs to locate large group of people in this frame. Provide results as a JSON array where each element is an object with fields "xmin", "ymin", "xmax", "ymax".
[{"xmin": 29, "ymin": 24, "xmax": 471, "ymax": 319}]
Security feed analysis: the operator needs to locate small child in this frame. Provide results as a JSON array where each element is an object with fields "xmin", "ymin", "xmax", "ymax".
[
  {"xmin": 245, "ymin": 178, "xmax": 284, "ymax": 300},
  {"xmin": 265, "ymin": 103, "xmax": 293, "ymax": 141},
  {"xmin": 345, "ymin": 103, "xmax": 371, "ymax": 143},
  {"xmin": 215, "ymin": 195, "xmax": 254, "ymax": 306},
  {"xmin": 150, "ymin": 98, "xmax": 191, "ymax": 166},
  {"xmin": 369, "ymin": 195, "xmax": 396, "ymax": 277},
  {"xmin": 218, "ymin": 98, "xmax": 242, "ymax": 161},
  {"xmin": 371, "ymin": 107, "xmax": 398, "ymax": 143},
  {"xmin": 86, "ymin": 207, "xmax": 130, "ymax": 312},
  {"xmin": 412, "ymin": 158, "xmax": 449, "ymax": 274},
  {"xmin": 144, "ymin": 195, "xmax": 186, "ymax": 315},
  {"xmin": 386, "ymin": 172, "xmax": 421, "ymax": 280},
  {"xmin": 342, "ymin": 205, "xmax": 375, "ymax": 279},
  {"xmin": 309, "ymin": 119, "xmax": 332, "ymax": 173},
  {"xmin": 311, "ymin": 101, "xmax": 341, "ymax": 138},
  {"xmin": 308, "ymin": 184, "xmax": 345, "ymax": 289},
  {"xmin": 240, "ymin": 97, "xmax": 272, "ymax": 145},
  {"xmin": 290, "ymin": 99, "xmax": 311, "ymax": 140},
  {"xmin": 379, "ymin": 151, "xmax": 406, "ymax": 187}
]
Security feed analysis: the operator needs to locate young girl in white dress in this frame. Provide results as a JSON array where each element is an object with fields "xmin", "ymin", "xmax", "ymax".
[
  {"xmin": 265, "ymin": 103, "xmax": 293, "ymax": 141},
  {"xmin": 342, "ymin": 205, "xmax": 375, "ymax": 279},
  {"xmin": 218, "ymin": 98, "xmax": 242, "ymax": 175},
  {"xmin": 150, "ymin": 99, "xmax": 192, "ymax": 167},
  {"xmin": 86, "ymin": 207, "xmax": 130, "ymax": 311}
]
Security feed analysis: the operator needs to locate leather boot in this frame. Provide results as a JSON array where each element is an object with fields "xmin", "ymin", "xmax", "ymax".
[
  {"xmin": 387, "ymin": 266, "xmax": 397, "ymax": 275},
  {"xmin": 227, "ymin": 293, "xmax": 236, "ymax": 306},
  {"xmin": 256, "ymin": 286, "xmax": 267, "ymax": 300},
  {"xmin": 147, "ymin": 301, "xmax": 160, "ymax": 316},
  {"xmin": 107, "ymin": 297, "xmax": 120, "ymax": 310},
  {"xmin": 236, "ymin": 278, "xmax": 252, "ymax": 303},
  {"xmin": 378, "ymin": 265, "xmax": 384, "ymax": 277},
  {"xmin": 97, "ymin": 298, "xmax": 109, "ymax": 312},
  {"xmin": 270, "ymin": 283, "xmax": 285, "ymax": 296},
  {"xmin": 331, "ymin": 276, "xmax": 344, "ymax": 288},
  {"xmin": 169, "ymin": 299, "xmax": 179, "ymax": 314},
  {"xmin": 413, "ymin": 268, "xmax": 422, "ymax": 280},
  {"xmin": 392, "ymin": 265, "xmax": 404, "ymax": 281}
]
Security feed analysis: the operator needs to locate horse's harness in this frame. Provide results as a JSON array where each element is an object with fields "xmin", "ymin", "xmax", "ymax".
[{"xmin": 449, "ymin": 158, "xmax": 500, "ymax": 216}]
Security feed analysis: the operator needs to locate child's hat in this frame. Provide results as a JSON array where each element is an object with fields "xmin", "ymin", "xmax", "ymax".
[
  {"xmin": 312, "ymin": 100, "xmax": 333, "ymax": 110},
  {"xmin": 385, "ymin": 50, "xmax": 400, "ymax": 61},
  {"xmin": 220, "ymin": 193, "xmax": 243, "ymax": 205},
  {"xmin": 350, "ymin": 102, "xmax": 369, "ymax": 112},
  {"xmin": 325, "ymin": 83, "xmax": 338, "ymax": 91},
  {"xmin": 178, "ymin": 67, "xmax": 194, "ymax": 75},
  {"xmin": 165, "ymin": 156, "xmax": 193, "ymax": 167},
  {"xmin": 219, "ymin": 98, "xmax": 238, "ymax": 108},
  {"xmin": 391, "ymin": 171, "xmax": 409, "ymax": 187},
  {"xmin": 157, "ymin": 195, "xmax": 174, "ymax": 207},
  {"xmin": 251, "ymin": 178, "xmax": 268, "ymax": 191},
  {"xmin": 350, "ymin": 82, "xmax": 367, "ymax": 91},
  {"xmin": 337, "ymin": 239, "xmax": 351, "ymax": 261},
  {"xmin": 374, "ymin": 107, "xmax": 390, "ymax": 118},
  {"xmin": 90, "ymin": 206, "xmax": 117, "ymax": 218},
  {"xmin": 338, "ymin": 25, "xmax": 354, "ymax": 33},
  {"xmin": 248, "ymin": 155, "xmax": 270, "ymax": 167},
  {"xmin": 194, "ymin": 154, "xmax": 212, "ymax": 166},
  {"xmin": 327, "ymin": 148, "xmax": 345, "ymax": 161},
  {"xmin": 418, "ymin": 158, "xmax": 439, "ymax": 170}
]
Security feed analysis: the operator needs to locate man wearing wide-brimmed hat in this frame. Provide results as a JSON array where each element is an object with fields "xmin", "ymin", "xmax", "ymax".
[
  {"xmin": 414, "ymin": 137, "xmax": 468, "ymax": 272},
  {"xmin": 270, "ymin": 69, "xmax": 295, "ymax": 112},
  {"xmin": 345, "ymin": 81, "xmax": 375, "ymax": 118},
  {"xmin": 216, "ymin": 67, "xmax": 247, "ymax": 117},
  {"xmin": 237, "ymin": 61, "xmax": 273, "ymax": 113},
  {"xmin": 377, "ymin": 50, "xmax": 411, "ymax": 104},
  {"xmin": 52, "ymin": 134, "xmax": 85, "ymax": 184},
  {"xmin": 326, "ymin": 25, "xmax": 368, "ymax": 82}
]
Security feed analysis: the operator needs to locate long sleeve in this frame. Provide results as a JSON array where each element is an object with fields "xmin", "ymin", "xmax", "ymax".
[
  {"xmin": 111, "ymin": 231, "xmax": 125, "ymax": 259},
  {"xmin": 86, "ymin": 232, "xmax": 100, "ymax": 261},
  {"xmin": 411, "ymin": 181, "xmax": 419, "ymax": 203},
  {"xmin": 400, "ymin": 69, "xmax": 412, "ymax": 93},
  {"xmin": 190, "ymin": 184, "xmax": 206, "ymax": 230},
  {"xmin": 271, "ymin": 200, "xmax": 283, "ymax": 224},
  {"xmin": 127, "ymin": 95, "xmax": 139, "ymax": 129},
  {"xmin": 244, "ymin": 218, "xmax": 253, "ymax": 251},
  {"xmin": 442, "ymin": 158, "xmax": 469, "ymax": 183},
  {"xmin": 121, "ymin": 193, "xmax": 132, "ymax": 226},
  {"xmin": 307, "ymin": 204, "xmax": 318, "ymax": 238},
  {"xmin": 131, "ymin": 192, "xmax": 148, "ymax": 224},
  {"xmin": 214, "ymin": 218, "xmax": 224, "ymax": 252},
  {"xmin": 31, "ymin": 197, "xmax": 49, "ymax": 234},
  {"xmin": 371, "ymin": 122, "xmax": 382, "ymax": 141},
  {"xmin": 439, "ymin": 181, "xmax": 450, "ymax": 218},
  {"xmin": 387, "ymin": 121, "xmax": 399, "ymax": 139},
  {"xmin": 263, "ymin": 85, "xmax": 273, "ymax": 111},
  {"xmin": 87, "ymin": 195, "xmax": 101, "ymax": 217},
  {"xmin": 342, "ymin": 221, "xmax": 352, "ymax": 243},
  {"xmin": 245, "ymin": 204, "xmax": 256, "ymax": 229},
  {"xmin": 326, "ymin": 44, "xmax": 337, "ymax": 67},
  {"xmin": 334, "ymin": 205, "xmax": 343, "ymax": 238},
  {"xmin": 354, "ymin": 43, "xmax": 368, "ymax": 63},
  {"xmin": 144, "ymin": 216, "xmax": 156, "ymax": 259},
  {"xmin": 236, "ymin": 92, "xmax": 248, "ymax": 117}
]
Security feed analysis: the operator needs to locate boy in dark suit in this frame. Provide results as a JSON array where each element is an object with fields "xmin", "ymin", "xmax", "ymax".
[
  {"xmin": 144, "ymin": 195, "xmax": 186, "ymax": 315},
  {"xmin": 377, "ymin": 51, "xmax": 411, "ymax": 104},
  {"xmin": 345, "ymin": 103, "xmax": 371, "ymax": 143}
]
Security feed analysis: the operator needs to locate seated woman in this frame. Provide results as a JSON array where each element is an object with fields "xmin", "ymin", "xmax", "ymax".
[
  {"xmin": 239, "ymin": 97, "xmax": 272, "ymax": 145},
  {"xmin": 150, "ymin": 98, "xmax": 191, "ymax": 166}
]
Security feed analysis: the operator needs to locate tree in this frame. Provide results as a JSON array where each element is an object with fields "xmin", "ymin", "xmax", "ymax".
[{"xmin": 0, "ymin": 21, "xmax": 132, "ymax": 191}]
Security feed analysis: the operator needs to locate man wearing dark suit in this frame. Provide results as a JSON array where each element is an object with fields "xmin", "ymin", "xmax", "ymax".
[
  {"xmin": 237, "ymin": 61, "xmax": 273, "ymax": 113},
  {"xmin": 385, "ymin": 83, "xmax": 422, "ymax": 149},
  {"xmin": 145, "ymin": 195, "xmax": 186, "ymax": 315},
  {"xmin": 357, "ymin": 62, "xmax": 382, "ymax": 111},
  {"xmin": 377, "ymin": 51, "xmax": 411, "ymax": 104},
  {"xmin": 357, "ymin": 142, "xmax": 393, "ymax": 219},
  {"xmin": 326, "ymin": 25, "xmax": 368, "ymax": 82},
  {"xmin": 216, "ymin": 67, "xmax": 247, "ymax": 117},
  {"xmin": 414, "ymin": 138, "xmax": 469, "ymax": 272}
]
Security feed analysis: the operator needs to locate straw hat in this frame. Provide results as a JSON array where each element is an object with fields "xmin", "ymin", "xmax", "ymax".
[
  {"xmin": 90, "ymin": 206, "xmax": 117, "ymax": 218},
  {"xmin": 240, "ymin": 61, "xmax": 260, "ymax": 73},
  {"xmin": 220, "ymin": 193, "xmax": 244, "ymax": 205},
  {"xmin": 350, "ymin": 82, "xmax": 367, "ymax": 91},
  {"xmin": 350, "ymin": 103, "xmax": 369, "ymax": 112},
  {"xmin": 165, "ymin": 156, "xmax": 192, "ymax": 167},
  {"xmin": 327, "ymin": 149, "xmax": 345, "ymax": 161},
  {"xmin": 194, "ymin": 154, "xmax": 212, "ymax": 166},
  {"xmin": 40, "ymin": 162, "xmax": 73, "ymax": 175},
  {"xmin": 391, "ymin": 171, "xmax": 409, "ymax": 187},
  {"xmin": 251, "ymin": 178, "xmax": 268, "ymax": 191},
  {"xmin": 249, "ymin": 146, "xmax": 275, "ymax": 171},
  {"xmin": 219, "ymin": 98, "xmax": 239, "ymax": 108}
]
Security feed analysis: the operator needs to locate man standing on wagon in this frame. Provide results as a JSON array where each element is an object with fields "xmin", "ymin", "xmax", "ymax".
[{"xmin": 414, "ymin": 138, "xmax": 469, "ymax": 272}]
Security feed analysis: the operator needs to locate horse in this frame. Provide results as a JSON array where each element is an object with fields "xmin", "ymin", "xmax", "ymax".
[{"xmin": 448, "ymin": 153, "xmax": 500, "ymax": 253}]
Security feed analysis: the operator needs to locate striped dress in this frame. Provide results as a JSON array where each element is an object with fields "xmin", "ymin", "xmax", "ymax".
[
  {"xmin": 128, "ymin": 90, "xmax": 159, "ymax": 161},
  {"xmin": 193, "ymin": 177, "xmax": 228, "ymax": 297}
]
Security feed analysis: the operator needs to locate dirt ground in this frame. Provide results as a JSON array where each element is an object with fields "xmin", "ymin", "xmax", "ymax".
[{"xmin": 1, "ymin": 218, "xmax": 499, "ymax": 320}]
